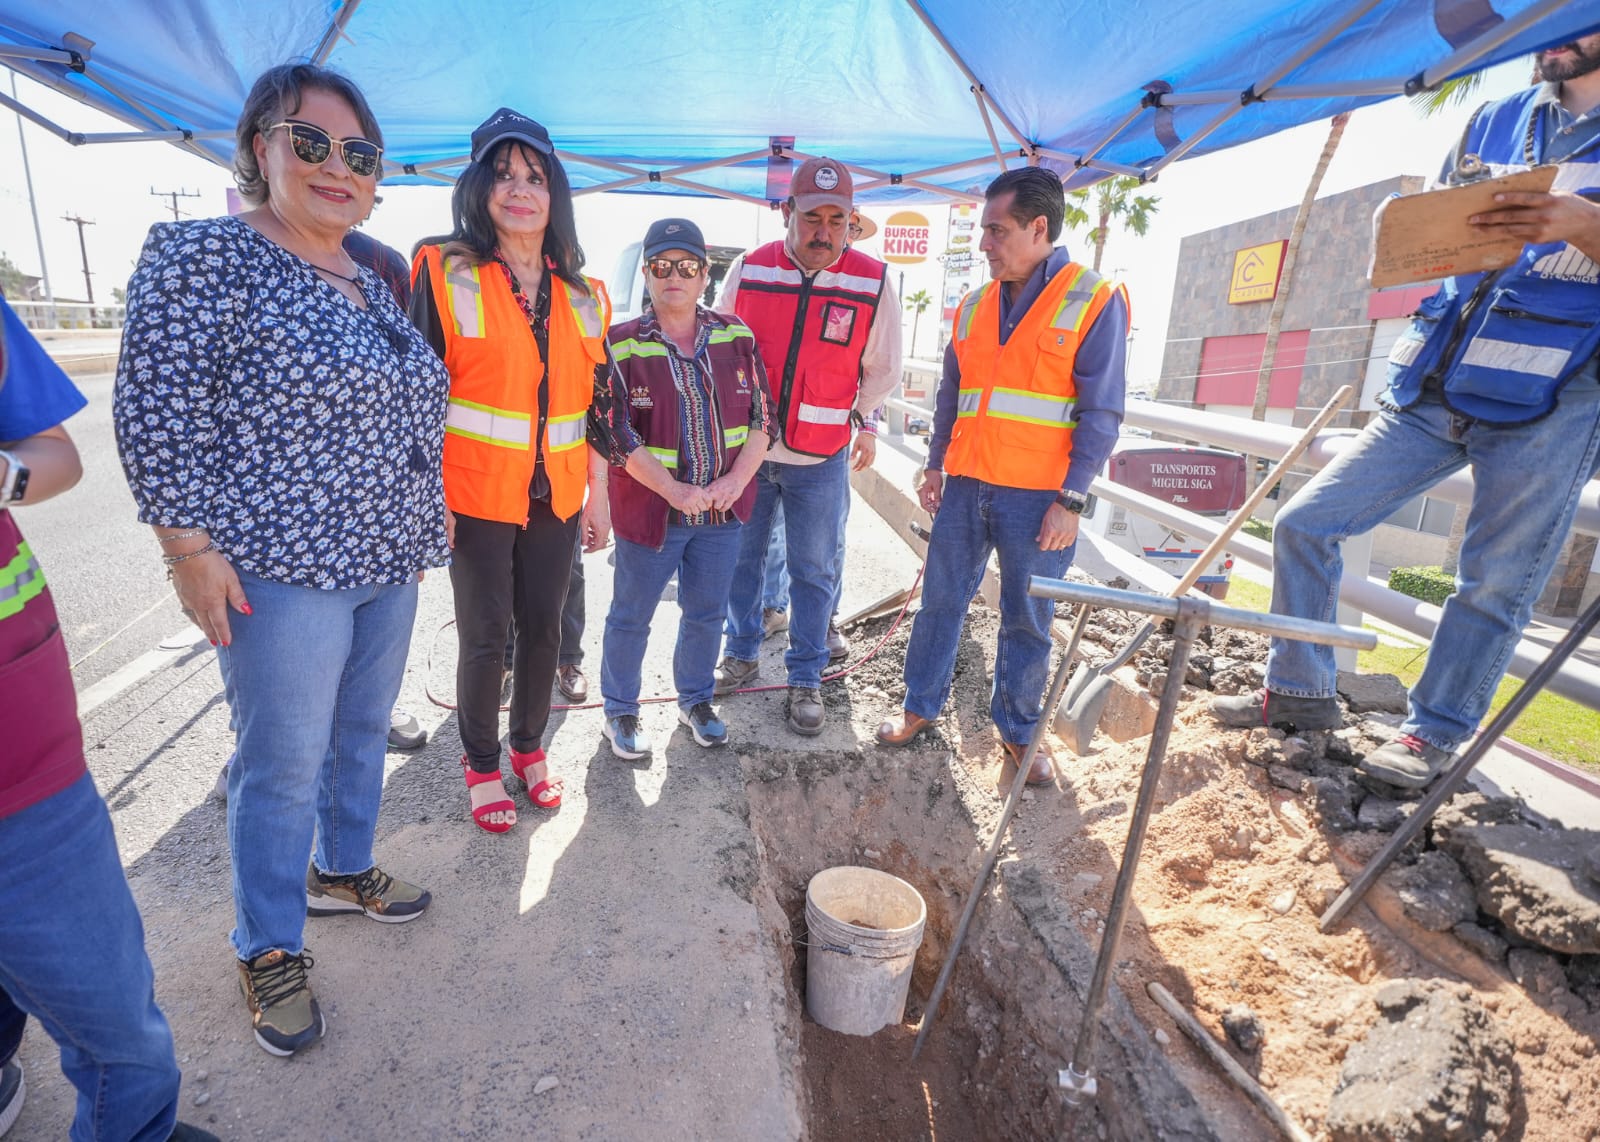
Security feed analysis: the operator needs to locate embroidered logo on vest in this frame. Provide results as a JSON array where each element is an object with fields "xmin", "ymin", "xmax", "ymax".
[{"xmin": 630, "ymin": 384, "xmax": 654, "ymax": 409}]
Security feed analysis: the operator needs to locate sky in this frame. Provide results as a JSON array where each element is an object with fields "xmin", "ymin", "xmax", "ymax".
[{"xmin": 0, "ymin": 58, "xmax": 1533, "ymax": 386}]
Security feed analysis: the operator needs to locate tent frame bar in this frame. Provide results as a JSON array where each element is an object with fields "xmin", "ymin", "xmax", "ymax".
[
  {"xmin": 903, "ymin": 0, "xmax": 1032, "ymax": 154},
  {"xmin": 311, "ymin": 0, "xmax": 363, "ymax": 65},
  {"xmin": 0, "ymin": 44, "xmax": 79, "ymax": 66},
  {"xmin": 1414, "ymin": 0, "xmax": 1570, "ymax": 91}
]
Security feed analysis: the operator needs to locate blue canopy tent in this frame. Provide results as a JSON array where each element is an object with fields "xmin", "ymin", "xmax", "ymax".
[{"xmin": 0, "ymin": 0, "xmax": 1597, "ymax": 203}]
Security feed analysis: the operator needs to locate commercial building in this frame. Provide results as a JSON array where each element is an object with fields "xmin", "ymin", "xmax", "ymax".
[{"xmin": 1156, "ymin": 177, "xmax": 1598, "ymax": 618}]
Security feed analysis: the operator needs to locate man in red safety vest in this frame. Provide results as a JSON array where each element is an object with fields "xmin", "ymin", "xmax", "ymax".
[{"xmin": 714, "ymin": 157, "xmax": 902, "ymax": 735}]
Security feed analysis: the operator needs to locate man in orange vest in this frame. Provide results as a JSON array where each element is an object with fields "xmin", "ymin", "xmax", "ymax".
[
  {"xmin": 877, "ymin": 167, "xmax": 1130, "ymax": 784},
  {"xmin": 714, "ymin": 157, "xmax": 902, "ymax": 735}
]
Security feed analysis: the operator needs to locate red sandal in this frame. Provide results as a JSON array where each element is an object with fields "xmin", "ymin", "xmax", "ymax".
[
  {"xmin": 462, "ymin": 758, "xmax": 517, "ymax": 833},
  {"xmin": 510, "ymin": 747, "xmax": 562, "ymax": 810}
]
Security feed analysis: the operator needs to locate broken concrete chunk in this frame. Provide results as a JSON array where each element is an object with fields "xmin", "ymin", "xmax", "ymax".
[
  {"xmin": 1430, "ymin": 792, "xmax": 1528, "ymax": 849},
  {"xmin": 1281, "ymin": 735, "xmax": 1315, "ymax": 771},
  {"xmin": 1336, "ymin": 670, "xmax": 1410, "ymax": 714},
  {"xmin": 1242, "ymin": 728, "xmax": 1286, "ymax": 769},
  {"xmin": 1328, "ymin": 981, "xmax": 1515, "ymax": 1142},
  {"xmin": 1310, "ymin": 775, "xmax": 1361, "ymax": 833},
  {"xmin": 1452, "ymin": 922, "xmax": 1509, "ymax": 965},
  {"xmin": 1222, "ymin": 1005, "xmax": 1264, "ymax": 1052},
  {"xmin": 1439, "ymin": 824, "xmax": 1600, "ymax": 954},
  {"xmin": 1358, "ymin": 795, "xmax": 1416, "ymax": 834},
  {"xmin": 1268, "ymin": 764, "xmax": 1307, "ymax": 793},
  {"xmin": 1387, "ymin": 851, "xmax": 1479, "ymax": 933},
  {"xmin": 533, "ymin": 1075, "xmax": 559, "ymax": 1095},
  {"xmin": 1506, "ymin": 948, "xmax": 1566, "ymax": 997}
]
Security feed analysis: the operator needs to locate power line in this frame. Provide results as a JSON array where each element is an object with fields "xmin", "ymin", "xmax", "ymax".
[{"xmin": 150, "ymin": 186, "xmax": 201, "ymax": 221}]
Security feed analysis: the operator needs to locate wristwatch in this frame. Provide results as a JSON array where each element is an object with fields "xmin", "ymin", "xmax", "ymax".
[
  {"xmin": 1055, "ymin": 489, "xmax": 1088, "ymax": 514},
  {"xmin": 0, "ymin": 449, "xmax": 29, "ymax": 504}
]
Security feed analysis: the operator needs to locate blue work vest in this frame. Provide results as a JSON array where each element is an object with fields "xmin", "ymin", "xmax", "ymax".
[{"xmin": 1384, "ymin": 87, "xmax": 1600, "ymax": 426}]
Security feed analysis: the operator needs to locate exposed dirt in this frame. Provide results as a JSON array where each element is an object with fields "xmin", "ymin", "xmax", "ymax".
[{"xmin": 768, "ymin": 598, "xmax": 1600, "ymax": 1140}]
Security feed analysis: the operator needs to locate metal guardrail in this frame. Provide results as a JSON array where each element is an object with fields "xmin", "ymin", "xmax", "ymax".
[
  {"xmin": 870, "ymin": 386, "xmax": 1600, "ymax": 712},
  {"xmin": 10, "ymin": 301, "xmax": 127, "ymax": 330}
]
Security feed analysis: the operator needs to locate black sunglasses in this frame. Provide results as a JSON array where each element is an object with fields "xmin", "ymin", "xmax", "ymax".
[
  {"xmin": 647, "ymin": 257, "xmax": 705, "ymax": 280},
  {"xmin": 266, "ymin": 121, "xmax": 383, "ymax": 178}
]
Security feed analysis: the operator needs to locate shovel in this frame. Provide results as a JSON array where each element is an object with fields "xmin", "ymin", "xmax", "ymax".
[{"xmin": 1058, "ymin": 385, "xmax": 1355, "ymax": 754}]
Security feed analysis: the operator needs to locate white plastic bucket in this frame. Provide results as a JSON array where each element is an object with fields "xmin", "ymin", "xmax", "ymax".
[{"xmin": 804, "ymin": 866, "xmax": 928, "ymax": 1036}]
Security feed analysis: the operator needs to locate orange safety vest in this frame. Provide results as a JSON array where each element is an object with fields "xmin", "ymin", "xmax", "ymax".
[
  {"xmin": 946, "ymin": 262, "xmax": 1127, "ymax": 491},
  {"xmin": 415, "ymin": 244, "xmax": 610, "ymax": 523}
]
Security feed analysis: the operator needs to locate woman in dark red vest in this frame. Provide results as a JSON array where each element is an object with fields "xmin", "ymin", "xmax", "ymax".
[{"xmin": 599, "ymin": 218, "xmax": 773, "ymax": 758}]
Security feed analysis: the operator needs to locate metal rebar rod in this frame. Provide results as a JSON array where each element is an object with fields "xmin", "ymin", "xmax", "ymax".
[
  {"xmin": 1145, "ymin": 982, "xmax": 1312, "ymax": 1142},
  {"xmin": 1319, "ymin": 591, "xmax": 1600, "ymax": 931},
  {"xmin": 1027, "ymin": 577, "xmax": 1376, "ymax": 652},
  {"xmin": 1061, "ymin": 600, "xmax": 1203, "ymax": 1103},
  {"xmin": 911, "ymin": 604, "xmax": 1094, "ymax": 1060}
]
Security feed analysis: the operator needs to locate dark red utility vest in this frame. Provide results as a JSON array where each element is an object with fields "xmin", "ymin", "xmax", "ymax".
[{"xmin": 606, "ymin": 311, "xmax": 763, "ymax": 550}]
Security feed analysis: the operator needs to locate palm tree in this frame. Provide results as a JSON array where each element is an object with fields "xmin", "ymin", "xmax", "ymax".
[
  {"xmin": 1069, "ymin": 177, "xmax": 1160, "ymax": 272},
  {"xmin": 905, "ymin": 288, "xmax": 932, "ymax": 358},
  {"xmin": 1248, "ymin": 112, "xmax": 1350, "ymax": 452}
]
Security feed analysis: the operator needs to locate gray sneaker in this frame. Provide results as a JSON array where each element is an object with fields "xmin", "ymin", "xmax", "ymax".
[
  {"xmin": 1358, "ymin": 734, "xmax": 1453, "ymax": 790},
  {"xmin": 387, "ymin": 707, "xmax": 427, "ymax": 750},
  {"xmin": 0, "ymin": 1060, "xmax": 24, "ymax": 1139},
  {"xmin": 238, "ymin": 949, "xmax": 324, "ymax": 1057},
  {"xmin": 713, "ymin": 655, "xmax": 761, "ymax": 696},
  {"xmin": 786, "ymin": 687, "xmax": 825, "ymax": 736},
  {"xmin": 1211, "ymin": 688, "xmax": 1342, "ymax": 732},
  {"xmin": 762, "ymin": 607, "xmax": 789, "ymax": 639},
  {"xmin": 306, "ymin": 864, "xmax": 431, "ymax": 924}
]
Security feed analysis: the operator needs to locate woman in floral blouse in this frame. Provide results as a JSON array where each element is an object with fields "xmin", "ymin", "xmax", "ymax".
[{"xmin": 114, "ymin": 64, "xmax": 446, "ymax": 1060}]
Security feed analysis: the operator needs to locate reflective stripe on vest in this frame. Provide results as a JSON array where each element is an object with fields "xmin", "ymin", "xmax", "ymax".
[
  {"xmin": 1050, "ymin": 269, "xmax": 1098, "ymax": 331},
  {"xmin": 647, "ymin": 446, "xmax": 679, "ymax": 469},
  {"xmin": 724, "ymin": 425, "xmax": 749, "ymax": 448},
  {"xmin": 707, "ymin": 327, "xmax": 755, "ymax": 346},
  {"xmin": 611, "ymin": 338, "xmax": 669, "ymax": 361},
  {"xmin": 955, "ymin": 388, "xmax": 982, "ymax": 417},
  {"xmin": 445, "ymin": 262, "xmax": 487, "ymax": 338},
  {"xmin": 445, "ymin": 397, "xmax": 530, "ymax": 449},
  {"xmin": 547, "ymin": 411, "xmax": 586, "ymax": 453},
  {"xmin": 1458, "ymin": 338, "xmax": 1570, "ymax": 380},
  {"xmin": 570, "ymin": 290, "xmax": 606, "ymax": 340},
  {"xmin": 986, "ymin": 386, "xmax": 1077, "ymax": 429},
  {"xmin": 954, "ymin": 288, "xmax": 986, "ymax": 342},
  {"xmin": 0, "ymin": 542, "xmax": 46, "ymax": 622},
  {"xmin": 796, "ymin": 403, "xmax": 852, "ymax": 425}
]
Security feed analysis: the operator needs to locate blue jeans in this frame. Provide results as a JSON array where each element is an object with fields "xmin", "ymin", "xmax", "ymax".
[
  {"xmin": 724, "ymin": 453, "xmax": 848, "ymax": 688},
  {"xmin": 0, "ymin": 773, "xmax": 181, "ymax": 1142},
  {"xmin": 902, "ymin": 476, "xmax": 1073, "ymax": 743},
  {"xmin": 1267, "ymin": 389, "xmax": 1600, "ymax": 750},
  {"xmin": 602, "ymin": 521, "xmax": 743, "ymax": 716},
  {"xmin": 218, "ymin": 571, "xmax": 418, "ymax": 961},
  {"xmin": 762, "ymin": 505, "xmax": 789, "ymax": 612}
]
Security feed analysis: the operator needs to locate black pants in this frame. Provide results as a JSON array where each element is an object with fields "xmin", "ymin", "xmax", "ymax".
[
  {"xmin": 452, "ymin": 503, "xmax": 580, "ymax": 772},
  {"xmin": 504, "ymin": 533, "xmax": 586, "ymax": 668}
]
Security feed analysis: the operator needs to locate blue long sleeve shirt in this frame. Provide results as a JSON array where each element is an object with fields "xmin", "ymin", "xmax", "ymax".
[{"xmin": 927, "ymin": 247, "xmax": 1127, "ymax": 495}]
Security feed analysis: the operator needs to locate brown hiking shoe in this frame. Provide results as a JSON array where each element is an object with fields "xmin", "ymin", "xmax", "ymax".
[
  {"xmin": 786, "ymin": 687, "xmax": 825, "ymax": 735},
  {"xmin": 238, "ymin": 949, "xmax": 324, "ymax": 1057},
  {"xmin": 713, "ymin": 655, "xmax": 760, "ymax": 696},
  {"xmin": 876, "ymin": 710, "xmax": 931, "ymax": 747},
  {"xmin": 1003, "ymin": 740, "xmax": 1056, "ymax": 786}
]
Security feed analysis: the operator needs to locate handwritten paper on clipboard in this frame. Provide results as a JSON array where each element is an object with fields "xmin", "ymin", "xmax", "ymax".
[{"xmin": 1369, "ymin": 166, "xmax": 1558, "ymax": 289}]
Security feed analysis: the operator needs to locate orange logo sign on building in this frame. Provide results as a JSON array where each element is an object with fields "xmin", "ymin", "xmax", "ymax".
[{"xmin": 1228, "ymin": 240, "xmax": 1289, "ymax": 304}]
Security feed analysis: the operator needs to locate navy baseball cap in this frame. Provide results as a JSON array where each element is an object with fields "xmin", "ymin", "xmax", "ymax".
[
  {"xmin": 642, "ymin": 218, "xmax": 707, "ymax": 261},
  {"xmin": 470, "ymin": 107, "xmax": 554, "ymax": 163}
]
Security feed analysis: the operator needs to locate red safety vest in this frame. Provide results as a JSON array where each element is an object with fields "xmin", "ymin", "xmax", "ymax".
[
  {"xmin": 414, "ymin": 245, "xmax": 610, "ymax": 523},
  {"xmin": 947, "ymin": 262, "xmax": 1127, "ymax": 491},
  {"xmin": 732, "ymin": 241, "xmax": 884, "ymax": 458}
]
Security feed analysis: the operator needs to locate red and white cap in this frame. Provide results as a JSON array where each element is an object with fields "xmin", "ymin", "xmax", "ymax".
[{"xmin": 791, "ymin": 157, "xmax": 853, "ymax": 213}]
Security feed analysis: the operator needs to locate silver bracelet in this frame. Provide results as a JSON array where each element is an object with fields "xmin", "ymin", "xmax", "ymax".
[
  {"xmin": 161, "ymin": 541, "xmax": 217, "ymax": 566},
  {"xmin": 158, "ymin": 528, "xmax": 209, "ymax": 544}
]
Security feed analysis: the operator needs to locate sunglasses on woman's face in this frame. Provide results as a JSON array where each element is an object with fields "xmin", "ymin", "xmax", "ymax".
[
  {"xmin": 647, "ymin": 257, "xmax": 705, "ymax": 280},
  {"xmin": 266, "ymin": 121, "xmax": 383, "ymax": 178}
]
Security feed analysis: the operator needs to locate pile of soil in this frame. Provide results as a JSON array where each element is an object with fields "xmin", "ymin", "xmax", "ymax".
[{"xmin": 807, "ymin": 599, "xmax": 1600, "ymax": 1139}]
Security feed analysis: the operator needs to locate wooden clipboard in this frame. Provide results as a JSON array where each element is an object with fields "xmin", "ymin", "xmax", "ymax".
[{"xmin": 1369, "ymin": 165, "xmax": 1558, "ymax": 289}]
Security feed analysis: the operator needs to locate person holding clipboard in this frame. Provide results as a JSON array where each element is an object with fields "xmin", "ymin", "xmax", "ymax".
[{"xmin": 1214, "ymin": 32, "xmax": 1600, "ymax": 790}]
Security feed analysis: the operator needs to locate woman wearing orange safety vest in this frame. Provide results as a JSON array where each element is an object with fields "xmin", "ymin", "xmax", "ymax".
[{"xmin": 412, "ymin": 109, "xmax": 639, "ymax": 835}]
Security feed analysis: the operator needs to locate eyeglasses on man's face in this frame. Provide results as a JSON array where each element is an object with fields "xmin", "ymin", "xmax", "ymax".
[
  {"xmin": 646, "ymin": 257, "xmax": 706, "ymax": 280},
  {"xmin": 266, "ymin": 121, "xmax": 383, "ymax": 178}
]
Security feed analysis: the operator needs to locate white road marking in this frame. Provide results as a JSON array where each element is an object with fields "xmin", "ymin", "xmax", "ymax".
[{"xmin": 77, "ymin": 628, "xmax": 210, "ymax": 719}]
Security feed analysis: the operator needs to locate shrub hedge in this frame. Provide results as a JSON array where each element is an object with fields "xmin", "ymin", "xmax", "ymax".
[{"xmin": 1388, "ymin": 565, "xmax": 1455, "ymax": 606}]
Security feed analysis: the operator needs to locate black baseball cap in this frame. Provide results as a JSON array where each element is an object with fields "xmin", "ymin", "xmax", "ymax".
[
  {"xmin": 642, "ymin": 218, "xmax": 707, "ymax": 261},
  {"xmin": 470, "ymin": 107, "xmax": 554, "ymax": 163}
]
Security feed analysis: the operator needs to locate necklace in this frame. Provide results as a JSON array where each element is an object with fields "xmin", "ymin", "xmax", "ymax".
[{"xmin": 309, "ymin": 259, "xmax": 362, "ymax": 284}]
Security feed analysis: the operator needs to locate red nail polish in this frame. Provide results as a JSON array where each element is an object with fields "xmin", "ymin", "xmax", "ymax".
[
  {"xmin": 210, "ymin": 640, "xmax": 218, "ymax": 647},
  {"xmin": 242, "ymin": 603, "xmax": 253, "ymax": 616}
]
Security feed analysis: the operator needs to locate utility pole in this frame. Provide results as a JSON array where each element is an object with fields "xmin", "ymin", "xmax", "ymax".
[
  {"xmin": 11, "ymin": 70, "xmax": 55, "ymax": 324},
  {"xmin": 61, "ymin": 214, "xmax": 95, "ymax": 306},
  {"xmin": 150, "ymin": 186, "xmax": 201, "ymax": 220}
]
